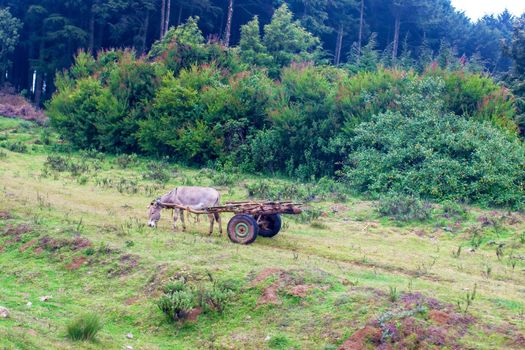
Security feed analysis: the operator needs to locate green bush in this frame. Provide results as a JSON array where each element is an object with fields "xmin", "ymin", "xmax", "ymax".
[
  {"xmin": 376, "ymin": 194, "xmax": 433, "ymax": 222},
  {"xmin": 158, "ymin": 278, "xmax": 237, "ymax": 322},
  {"xmin": 344, "ymin": 107, "xmax": 525, "ymax": 208},
  {"xmin": 66, "ymin": 313, "xmax": 102, "ymax": 341},
  {"xmin": 157, "ymin": 283, "xmax": 196, "ymax": 322},
  {"xmin": 1, "ymin": 141, "xmax": 28, "ymax": 153}
]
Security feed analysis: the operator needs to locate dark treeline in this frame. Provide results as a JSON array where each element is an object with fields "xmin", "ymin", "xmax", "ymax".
[{"xmin": 0, "ymin": 0, "xmax": 521, "ymax": 104}]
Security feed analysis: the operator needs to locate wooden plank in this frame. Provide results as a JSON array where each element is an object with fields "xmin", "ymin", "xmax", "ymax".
[{"xmin": 159, "ymin": 201, "xmax": 303, "ymax": 215}]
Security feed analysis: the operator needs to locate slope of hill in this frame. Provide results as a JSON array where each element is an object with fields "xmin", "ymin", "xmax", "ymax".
[{"xmin": 1, "ymin": 117, "xmax": 524, "ymax": 349}]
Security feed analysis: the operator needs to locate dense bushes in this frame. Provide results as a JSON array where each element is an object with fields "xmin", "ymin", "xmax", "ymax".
[
  {"xmin": 343, "ymin": 107, "xmax": 525, "ymax": 208},
  {"xmin": 47, "ymin": 17, "xmax": 525, "ymax": 209}
]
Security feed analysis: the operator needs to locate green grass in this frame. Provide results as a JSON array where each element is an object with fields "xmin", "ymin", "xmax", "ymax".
[{"xmin": 0, "ymin": 117, "xmax": 524, "ymax": 349}]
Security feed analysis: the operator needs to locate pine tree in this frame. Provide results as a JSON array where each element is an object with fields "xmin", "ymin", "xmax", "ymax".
[
  {"xmin": 239, "ymin": 16, "xmax": 272, "ymax": 67},
  {"xmin": 263, "ymin": 4, "xmax": 322, "ymax": 70}
]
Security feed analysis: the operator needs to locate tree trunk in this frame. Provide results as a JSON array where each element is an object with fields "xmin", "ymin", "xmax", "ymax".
[
  {"xmin": 224, "ymin": 0, "xmax": 234, "ymax": 47},
  {"xmin": 88, "ymin": 9, "xmax": 95, "ymax": 55},
  {"xmin": 164, "ymin": 0, "xmax": 171, "ymax": 36},
  {"xmin": 358, "ymin": 0, "xmax": 364, "ymax": 60},
  {"xmin": 141, "ymin": 11, "xmax": 150, "ymax": 54},
  {"xmin": 392, "ymin": 14, "xmax": 400, "ymax": 61},
  {"xmin": 160, "ymin": 0, "xmax": 166, "ymax": 38},
  {"xmin": 34, "ymin": 72, "xmax": 43, "ymax": 106},
  {"xmin": 335, "ymin": 24, "xmax": 344, "ymax": 65},
  {"xmin": 177, "ymin": 4, "xmax": 183, "ymax": 25}
]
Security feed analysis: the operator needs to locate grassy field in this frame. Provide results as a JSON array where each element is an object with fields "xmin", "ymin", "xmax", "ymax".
[{"xmin": 1, "ymin": 116, "xmax": 524, "ymax": 350}]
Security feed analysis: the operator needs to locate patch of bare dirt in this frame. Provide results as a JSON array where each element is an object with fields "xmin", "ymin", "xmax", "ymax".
[
  {"xmin": 338, "ymin": 325, "xmax": 381, "ymax": 350},
  {"xmin": 258, "ymin": 282, "xmax": 281, "ymax": 306},
  {"xmin": 18, "ymin": 239, "xmax": 37, "ymax": 252},
  {"xmin": 429, "ymin": 310, "xmax": 450, "ymax": 325},
  {"xmin": 0, "ymin": 211, "xmax": 11, "ymax": 220},
  {"xmin": 252, "ymin": 268, "xmax": 331, "ymax": 306},
  {"xmin": 287, "ymin": 284, "xmax": 314, "ymax": 298},
  {"xmin": 65, "ymin": 256, "xmax": 87, "ymax": 270},
  {"xmin": 250, "ymin": 268, "xmax": 284, "ymax": 286},
  {"xmin": 187, "ymin": 307, "xmax": 203, "ymax": 322}
]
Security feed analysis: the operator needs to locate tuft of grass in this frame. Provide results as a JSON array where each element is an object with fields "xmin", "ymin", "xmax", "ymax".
[
  {"xmin": 388, "ymin": 286, "xmax": 399, "ymax": 302},
  {"xmin": 66, "ymin": 313, "xmax": 102, "ymax": 341},
  {"xmin": 310, "ymin": 221, "xmax": 328, "ymax": 230}
]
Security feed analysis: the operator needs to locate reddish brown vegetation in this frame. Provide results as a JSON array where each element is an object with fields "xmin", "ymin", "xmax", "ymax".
[
  {"xmin": 37, "ymin": 235, "xmax": 92, "ymax": 252},
  {"xmin": 65, "ymin": 256, "xmax": 87, "ymax": 270},
  {"xmin": 0, "ymin": 88, "xmax": 47, "ymax": 125},
  {"xmin": 2, "ymin": 224, "xmax": 33, "ymax": 246},
  {"xmin": 0, "ymin": 211, "xmax": 12, "ymax": 219}
]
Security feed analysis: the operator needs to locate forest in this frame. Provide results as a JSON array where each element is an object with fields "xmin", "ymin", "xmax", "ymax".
[
  {"xmin": 1, "ymin": 0, "xmax": 525, "ymax": 209},
  {"xmin": 0, "ymin": 0, "xmax": 521, "ymax": 103}
]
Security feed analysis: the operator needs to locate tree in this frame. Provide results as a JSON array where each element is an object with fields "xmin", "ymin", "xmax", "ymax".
[
  {"xmin": 223, "ymin": 0, "xmax": 233, "ymax": 46},
  {"xmin": 263, "ymin": 4, "xmax": 322, "ymax": 71},
  {"xmin": 0, "ymin": 7, "xmax": 21, "ymax": 83},
  {"xmin": 328, "ymin": 0, "xmax": 358, "ymax": 65},
  {"xmin": 239, "ymin": 16, "xmax": 272, "ymax": 67}
]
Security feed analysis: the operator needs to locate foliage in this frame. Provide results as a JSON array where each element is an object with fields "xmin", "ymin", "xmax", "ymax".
[
  {"xmin": 0, "ymin": 7, "xmax": 22, "ymax": 75},
  {"xmin": 66, "ymin": 313, "xmax": 102, "ymax": 341},
  {"xmin": 376, "ymin": 194, "xmax": 433, "ymax": 222},
  {"xmin": 344, "ymin": 105, "xmax": 525, "ymax": 208},
  {"xmin": 157, "ymin": 278, "xmax": 237, "ymax": 322},
  {"xmin": 262, "ymin": 5, "xmax": 322, "ymax": 76}
]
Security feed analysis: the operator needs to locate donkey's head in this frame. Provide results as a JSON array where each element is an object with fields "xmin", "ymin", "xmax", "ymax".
[{"xmin": 147, "ymin": 198, "xmax": 163, "ymax": 228}]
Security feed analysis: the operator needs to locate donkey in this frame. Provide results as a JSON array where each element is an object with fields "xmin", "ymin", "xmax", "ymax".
[{"xmin": 147, "ymin": 186, "xmax": 222, "ymax": 235}]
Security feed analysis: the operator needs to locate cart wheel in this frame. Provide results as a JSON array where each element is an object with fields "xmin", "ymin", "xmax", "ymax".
[
  {"xmin": 256, "ymin": 214, "xmax": 282, "ymax": 238},
  {"xmin": 227, "ymin": 214, "xmax": 259, "ymax": 244}
]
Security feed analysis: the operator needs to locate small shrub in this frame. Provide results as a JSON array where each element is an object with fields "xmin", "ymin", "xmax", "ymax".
[
  {"xmin": 268, "ymin": 334, "xmax": 296, "ymax": 350},
  {"xmin": 79, "ymin": 148, "xmax": 105, "ymax": 160},
  {"xmin": 66, "ymin": 313, "xmax": 102, "ymax": 341},
  {"xmin": 376, "ymin": 194, "xmax": 432, "ymax": 222},
  {"xmin": 441, "ymin": 201, "xmax": 468, "ymax": 219},
  {"xmin": 200, "ymin": 282, "xmax": 235, "ymax": 313},
  {"xmin": 115, "ymin": 153, "xmax": 138, "ymax": 168},
  {"xmin": 39, "ymin": 128, "xmax": 52, "ymax": 145},
  {"xmin": 210, "ymin": 172, "xmax": 236, "ymax": 187},
  {"xmin": 1, "ymin": 141, "xmax": 28, "ymax": 153},
  {"xmin": 44, "ymin": 155, "xmax": 70, "ymax": 172},
  {"xmin": 388, "ymin": 286, "xmax": 399, "ymax": 302},
  {"xmin": 157, "ymin": 279, "xmax": 197, "ymax": 322},
  {"xmin": 457, "ymin": 284, "xmax": 477, "ymax": 314},
  {"xmin": 294, "ymin": 206, "xmax": 323, "ymax": 224},
  {"xmin": 143, "ymin": 161, "xmax": 171, "ymax": 183}
]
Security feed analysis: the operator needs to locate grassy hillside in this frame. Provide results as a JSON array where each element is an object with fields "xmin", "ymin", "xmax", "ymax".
[{"xmin": 1, "ymin": 117, "xmax": 524, "ymax": 349}]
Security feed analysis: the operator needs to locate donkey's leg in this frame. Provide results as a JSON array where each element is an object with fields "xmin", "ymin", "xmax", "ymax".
[
  {"xmin": 207, "ymin": 214, "xmax": 215, "ymax": 235},
  {"xmin": 180, "ymin": 209, "xmax": 186, "ymax": 231},
  {"xmin": 214, "ymin": 213, "xmax": 222, "ymax": 235},
  {"xmin": 172, "ymin": 209, "xmax": 179, "ymax": 231}
]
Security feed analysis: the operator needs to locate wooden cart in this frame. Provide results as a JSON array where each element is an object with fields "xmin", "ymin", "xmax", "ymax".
[{"xmin": 160, "ymin": 201, "xmax": 302, "ymax": 244}]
